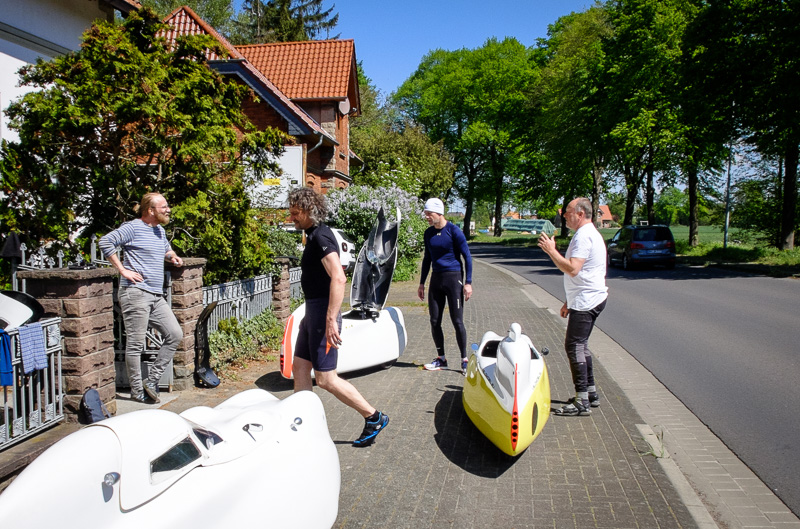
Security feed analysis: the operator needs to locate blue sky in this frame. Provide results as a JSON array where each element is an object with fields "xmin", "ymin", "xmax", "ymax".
[{"xmin": 235, "ymin": 1, "xmax": 594, "ymax": 96}]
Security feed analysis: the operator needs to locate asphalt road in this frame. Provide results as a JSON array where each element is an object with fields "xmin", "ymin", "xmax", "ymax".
[{"xmin": 470, "ymin": 243, "xmax": 800, "ymax": 517}]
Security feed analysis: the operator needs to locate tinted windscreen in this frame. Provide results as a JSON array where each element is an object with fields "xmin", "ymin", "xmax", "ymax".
[{"xmin": 634, "ymin": 228, "xmax": 673, "ymax": 241}]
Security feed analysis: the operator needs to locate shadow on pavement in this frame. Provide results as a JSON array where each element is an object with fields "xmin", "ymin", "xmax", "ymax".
[
  {"xmin": 255, "ymin": 371, "xmax": 293, "ymax": 392},
  {"xmin": 433, "ymin": 385, "xmax": 517, "ymax": 478}
]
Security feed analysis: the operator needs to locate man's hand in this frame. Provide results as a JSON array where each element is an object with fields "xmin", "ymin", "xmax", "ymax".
[
  {"xmin": 537, "ymin": 232, "xmax": 557, "ymax": 255},
  {"xmin": 119, "ymin": 268, "xmax": 143, "ymax": 283},
  {"xmin": 417, "ymin": 284, "xmax": 425, "ymax": 301},
  {"xmin": 464, "ymin": 283, "xmax": 473, "ymax": 302},
  {"xmin": 166, "ymin": 252, "xmax": 183, "ymax": 267},
  {"xmin": 326, "ymin": 317, "xmax": 342, "ymax": 348},
  {"xmin": 560, "ymin": 302, "xmax": 569, "ymax": 318}
]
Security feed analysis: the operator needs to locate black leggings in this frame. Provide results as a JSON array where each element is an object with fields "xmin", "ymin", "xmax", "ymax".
[{"xmin": 428, "ymin": 271, "xmax": 467, "ymax": 359}]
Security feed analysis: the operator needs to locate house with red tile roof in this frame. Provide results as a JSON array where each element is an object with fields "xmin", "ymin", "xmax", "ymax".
[
  {"xmin": 163, "ymin": 7, "xmax": 360, "ymax": 200},
  {"xmin": 597, "ymin": 204, "xmax": 614, "ymax": 227}
]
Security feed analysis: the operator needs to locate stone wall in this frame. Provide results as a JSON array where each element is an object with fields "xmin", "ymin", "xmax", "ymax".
[{"xmin": 18, "ymin": 257, "xmax": 206, "ymax": 421}]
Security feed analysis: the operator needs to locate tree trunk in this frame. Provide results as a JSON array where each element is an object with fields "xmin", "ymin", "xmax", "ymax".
[
  {"xmin": 687, "ymin": 163, "xmax": 699, "ymax": 247},
  {"xmin": 646, "ymin": 148, "xmax": 655, "ymax": 226},
  {"xmin": 780, "ymin": 139, "xmax": 798, "ymax": 250},
  {"xmin": 623, "ymin": 165, "xmax": 640, "ymax": 226},
  {"xmin": 560, "ymin": 197, "xmax": 571, "ymax": 237},
  {"xmin": 490, "ymin": 147, "xmax": 504, "ymax": 237},
  {"xmin": 592, "ymin": 158, "xmax": 603, "ymax": 227}
]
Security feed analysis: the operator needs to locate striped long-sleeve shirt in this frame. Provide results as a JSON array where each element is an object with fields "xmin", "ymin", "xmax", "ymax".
[{"xmin": 98, "ymin": 219, "xmax": 172, "ymax": 295}]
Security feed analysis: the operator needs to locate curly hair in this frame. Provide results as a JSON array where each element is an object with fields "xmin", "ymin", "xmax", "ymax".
[{"xmin": 288, "ymin": 187, "xmax": 327, "ymax": 226}]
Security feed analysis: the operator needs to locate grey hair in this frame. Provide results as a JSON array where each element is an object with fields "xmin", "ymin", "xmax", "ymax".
[
  {"xmin": 288, "ymin": 187, "xmax": 327, "ymax": 226},
  {"xmin": 573, "ymin": 197, "xmax": 593, "ymax": 218}
]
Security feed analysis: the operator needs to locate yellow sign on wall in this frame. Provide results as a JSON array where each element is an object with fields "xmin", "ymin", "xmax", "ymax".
[{"xmin": 263, "ymin": 178, "xmax": 281, "ymax": 186}]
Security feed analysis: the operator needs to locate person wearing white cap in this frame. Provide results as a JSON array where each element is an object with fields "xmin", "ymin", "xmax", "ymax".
[{"xmin": 417, "ymin": 198, "xmax": 473, "ymax": 375}]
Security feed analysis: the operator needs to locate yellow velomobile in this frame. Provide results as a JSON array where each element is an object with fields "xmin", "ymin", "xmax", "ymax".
[{"xmin": 462, "ymin": 323, "xmax": 551, "ymax": 456}]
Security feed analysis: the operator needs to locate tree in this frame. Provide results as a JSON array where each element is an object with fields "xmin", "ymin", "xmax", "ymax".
[
  {"xmin": 601, "ymin": 0, "xmax": 695, "ymax": 227},
  {"xmin": 0, "ymin": 9, "xmax": 288, "ymax": 283},
  {"xmin": 686, "ymin": 0, "xmax": 799, "ymax": 249},
  {"xmin": 231, "ymin": 0, "xmax": 339, "ymax": 44},
  {"xmin": 349, "ymin": 67, "xmax": 454, "ymax": 198},
  {"xmin": 395, "ymin": 38, "xmax": 536, "ymax": 236},
  {"xmin": 532, "ymin": 7, "xmax": 613, "ymax": 228}
]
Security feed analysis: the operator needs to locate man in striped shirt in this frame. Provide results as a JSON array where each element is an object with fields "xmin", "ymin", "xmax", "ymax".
[{"xmin": 99, "ymin": 192, "xmax": 183, "ymax": 404}]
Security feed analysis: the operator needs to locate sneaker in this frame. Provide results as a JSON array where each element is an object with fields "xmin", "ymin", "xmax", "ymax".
[
  {"xmin": 461, "ymin": 358, "xmax": 468, "ymax": 376},
  {"xmin": 353, "ymin": 412, "xmax": 389, "ymax": 447},
  {"xmin": 554, "ymin": 397, "xmax": 591, "ymax": 416},
  {"xmin": 424, "ymin": 357, "xmax": 448, "ymax": 371},
  {"xmin": 588, "ymin": 392, "xmax": 601, "ymax": 408},
  {"xmin": 130, "ymin": 392, "xmax": 155, "ymax": 404},
  {"xmin": 144, "ymin": 380, "xmax": 161, "ymax": 403}
]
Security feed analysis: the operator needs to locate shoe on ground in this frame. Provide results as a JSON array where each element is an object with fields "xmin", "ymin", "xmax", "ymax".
[
  {"xmin": 130, "ymin": 392, "xmax": 154, "ymax": 404},
  {"xmin": 424, "ymin": 357, "xmax": 447, "ymax": 371},
  {"xmin": 589, "ymin": 392, "xmax": 600, "ymax": 408},
  {"xmin": 554, "ymin": 397, "xmax": 591, "ymax": 416},
  {"xmin": 353, "ymin": 412, "xmax": 390, "ymax": 447},
  {"xmin": 144, "ymin": 380, "xmax": 161, "ymax": 403},
  {"xmin": 461, "ymin": 358, "xmax": 468, "ymax": 376}
]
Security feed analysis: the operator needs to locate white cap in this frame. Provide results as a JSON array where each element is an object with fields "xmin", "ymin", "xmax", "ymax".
[{"xmin": 423, "ymin": 198, "xmax": 444, "ymax": 215}]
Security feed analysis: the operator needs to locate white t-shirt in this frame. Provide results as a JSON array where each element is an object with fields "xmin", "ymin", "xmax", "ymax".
[{"xmin": 564, "ymin": 223, "xmax": 608, "ymax": 311}]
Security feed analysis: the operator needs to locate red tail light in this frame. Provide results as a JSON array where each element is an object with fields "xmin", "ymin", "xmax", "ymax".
[
  {"xmin": 630, "ymin": 242, "xmax": 645, "ymax": 249},
  {"xmin": 665, "ymin": 241, "xmax": 675, "ymax": 249}
]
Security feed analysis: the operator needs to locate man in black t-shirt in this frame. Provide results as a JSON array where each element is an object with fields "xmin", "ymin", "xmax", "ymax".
[{"xmin": 288, "ymin": 188, "xmax": 389, "ymax": 447}]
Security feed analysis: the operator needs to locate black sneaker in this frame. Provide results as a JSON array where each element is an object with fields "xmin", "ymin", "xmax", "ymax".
[
  {"xmin": 461, "ymin": 358, "xmax": 468, "ymax": 376},
  {"xmin": 144, "ymin": 380, "xmax": 161, "ymax": 403},
  {"xmin": 353, "ymin": 412, "xmax": 389, "ymax": 447},
  {"xmin": 589, "ymin": 392, "xmax": 601, "ymax": 408},
  {"xmin": 554, "ymin": 397, "xmax": 591, "ymax": 416}
]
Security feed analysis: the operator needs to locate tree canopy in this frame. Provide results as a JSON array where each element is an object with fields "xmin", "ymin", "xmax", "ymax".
[{"xmin": 0, "ymin": 8, "xmax": 288, "ymax": 283}]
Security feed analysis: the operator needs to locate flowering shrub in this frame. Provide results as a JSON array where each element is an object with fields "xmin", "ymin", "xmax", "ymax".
[{"xmin": 326, "ymin": 185, "xmax": 427, "ymax": 281}]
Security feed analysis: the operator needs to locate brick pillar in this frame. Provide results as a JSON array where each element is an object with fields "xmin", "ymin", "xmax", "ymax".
[
  {"xmin": 18, "ymin": 268, "xmax": 117, "ymax": 421},
  {"xmin": 272, "ymin": 258, "xmax": 292, "ymax": 323},
  {"xmin": 168, "ymin": 258, "xmax": 206, "ymax": 391}
]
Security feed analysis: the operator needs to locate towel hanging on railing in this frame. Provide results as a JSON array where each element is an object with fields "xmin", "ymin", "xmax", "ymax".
[
  {"xmin": 0, "ymin": 329, "xmax": 12, "ymax": 386},
  {"xmin": 17, "ymin": 322, "xmax": 48, "ymax": 374}
]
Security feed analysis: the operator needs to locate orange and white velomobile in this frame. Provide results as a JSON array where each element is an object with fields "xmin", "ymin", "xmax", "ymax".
[
  {"xmin": 280, "ymin": 207, "xmax": 407, "ymax": 379},
  {"xmin": 462, "ymin": 323, "xmax": 551, "ymax": 456}
]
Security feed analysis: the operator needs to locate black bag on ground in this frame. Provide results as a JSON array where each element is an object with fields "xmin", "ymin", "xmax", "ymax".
[{"xmin": 79, "ymin": 388, "xmax": 111, "ymax": 424}]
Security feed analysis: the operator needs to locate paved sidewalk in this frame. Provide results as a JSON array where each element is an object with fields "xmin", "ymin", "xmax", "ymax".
[{"xmin": 152, "ymin": 258, "xmax": 799, "ymax": 529}]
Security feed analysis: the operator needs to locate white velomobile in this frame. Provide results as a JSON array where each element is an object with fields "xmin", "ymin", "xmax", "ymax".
[
  {"xmin": 280, "ymin": 207, "xmax": 407, "ymax": 379},
  {"xmin": 462, "ymin": 323, "xmax": 551, "ymax": 456},
  {"xmin": 0, "ymin": 389, "xmax": 340, "ymax": 529}
]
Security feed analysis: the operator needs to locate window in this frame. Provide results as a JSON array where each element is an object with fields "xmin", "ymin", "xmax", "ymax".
[{"xmin": 150, "ymin": 437, "xmax": 202, "ymax": 484}]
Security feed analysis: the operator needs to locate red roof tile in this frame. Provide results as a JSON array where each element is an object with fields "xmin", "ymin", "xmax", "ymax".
[
  {"xmin": 161, "ymin": 7, "xmax": 336, "ymax": 143},
  {"xmin": 237, "ymin": 40, "xmax": 356, "ymax": 100},
  {"xmin": 161, "ymin": 6, "xmax": 243, "ymax": 61}
]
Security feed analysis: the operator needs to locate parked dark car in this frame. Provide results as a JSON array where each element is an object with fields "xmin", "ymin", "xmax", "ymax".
[{"xmin": 606, "ymin": 225, "xmax": 676, "ymax": 269}]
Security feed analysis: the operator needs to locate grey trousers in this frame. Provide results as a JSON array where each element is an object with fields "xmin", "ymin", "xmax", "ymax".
[{"xmin": 118, "ymin": 286, "xmax": 183, "ymax": 394}]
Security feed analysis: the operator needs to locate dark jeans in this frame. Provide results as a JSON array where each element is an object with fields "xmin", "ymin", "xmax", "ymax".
[{"xmin": 564, "ymin": 298, "xmax": 607, "ymax": 394}]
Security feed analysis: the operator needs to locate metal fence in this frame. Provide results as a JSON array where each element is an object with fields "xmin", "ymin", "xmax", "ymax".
[
  {"xmin": 202, "ymin": 274, "xmax": 273, "ymax": 334},
  {"xmin": 1, "ymin": 318, "xmax": 64, "ymax": 451}
]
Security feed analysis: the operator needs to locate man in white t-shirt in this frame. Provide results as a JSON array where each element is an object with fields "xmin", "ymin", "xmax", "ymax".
[{"xmin": 538, "ymin": 197, "xmax": 608, "ymax": 416}]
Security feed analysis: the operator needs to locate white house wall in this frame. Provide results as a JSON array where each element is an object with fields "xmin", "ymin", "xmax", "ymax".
[{"xmin": 0, "ymin": 0, "xmax": 114, "ymax": 142}]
